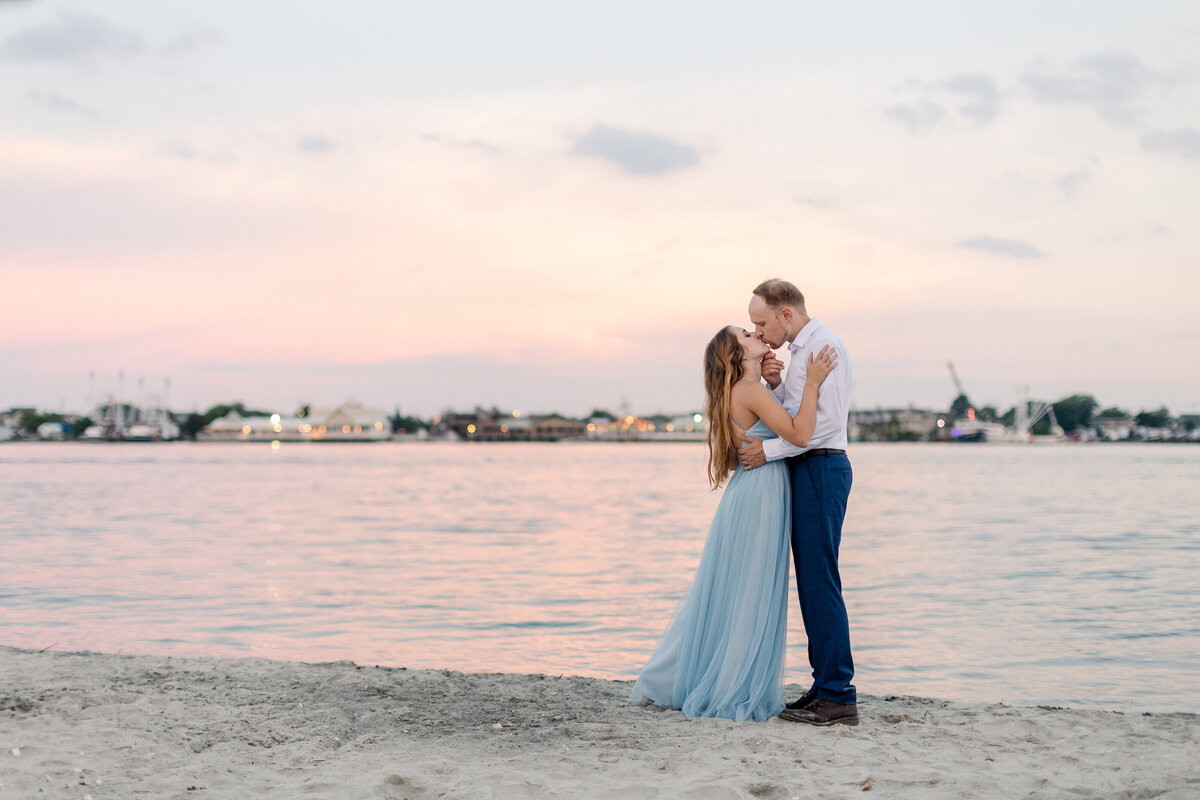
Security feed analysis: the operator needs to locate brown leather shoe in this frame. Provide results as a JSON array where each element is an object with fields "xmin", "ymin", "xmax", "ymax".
[
  {"xmin": 778, "ymin": 699, "xmax": 859, "ymax": 726},
  {"xmin": 785, "ymin": 687, "xmax": 818, "ymax": 711}
]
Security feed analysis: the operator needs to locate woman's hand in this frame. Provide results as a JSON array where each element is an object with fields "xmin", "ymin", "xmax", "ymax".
[{"xmin": 805, "ymin": 344, "xmax": 839, "ymax": 385}]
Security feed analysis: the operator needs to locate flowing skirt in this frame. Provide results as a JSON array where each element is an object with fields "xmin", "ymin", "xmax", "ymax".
[{"xmin": 630, "ymin": 461, "xmax": 791, "ymax": 721}]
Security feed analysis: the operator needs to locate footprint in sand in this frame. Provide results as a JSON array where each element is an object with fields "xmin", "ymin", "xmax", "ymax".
[{"xmin": 379, "ymin": 774, "xmax": 428, "ymax": 800}]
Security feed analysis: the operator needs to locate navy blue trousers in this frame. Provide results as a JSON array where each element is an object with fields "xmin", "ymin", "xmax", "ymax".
[{"xmin": 787, "ymin": 452, "xmax": 856, "ymax": 704}]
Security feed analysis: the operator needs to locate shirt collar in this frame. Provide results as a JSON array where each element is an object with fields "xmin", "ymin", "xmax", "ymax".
[{"xmin": 788, "ymin": 318, "xmax": 822, "ymax": 352}]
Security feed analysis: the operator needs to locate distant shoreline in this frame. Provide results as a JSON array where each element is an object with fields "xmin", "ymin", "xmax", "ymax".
[{"xmin": 2, "ymin": 438, "xmax": 1198, "ymax": 445}]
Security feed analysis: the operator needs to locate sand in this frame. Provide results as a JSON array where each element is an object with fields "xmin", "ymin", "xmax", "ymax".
[{"xmin": 1, "ymin": 645, "xmax": 1197, "ymax": 799}]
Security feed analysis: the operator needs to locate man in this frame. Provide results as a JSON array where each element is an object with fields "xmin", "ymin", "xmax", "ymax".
[{"xmin": 739, "ymin": 278, "xmax": 858, "ymax": 726}]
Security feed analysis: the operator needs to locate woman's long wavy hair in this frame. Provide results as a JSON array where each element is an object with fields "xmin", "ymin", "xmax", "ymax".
[{"xmin": 703, "ymin": 326, "xmax": 746, "ymax": 490}]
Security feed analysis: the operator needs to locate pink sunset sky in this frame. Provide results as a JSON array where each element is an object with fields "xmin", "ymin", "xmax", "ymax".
[{"xmin": 2, "ymin": 2, "xmax": 1198, "ymax": 417}]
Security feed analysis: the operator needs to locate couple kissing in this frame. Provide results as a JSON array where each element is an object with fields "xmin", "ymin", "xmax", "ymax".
[{"xmin": 631, "ymin": 278, "xmax": 857, "ymax": 727}]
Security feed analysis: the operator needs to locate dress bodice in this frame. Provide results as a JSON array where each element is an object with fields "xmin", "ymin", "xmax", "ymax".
[{"xmin": 740, "ymin": 417, "xmax": 778, "ymax": 443}]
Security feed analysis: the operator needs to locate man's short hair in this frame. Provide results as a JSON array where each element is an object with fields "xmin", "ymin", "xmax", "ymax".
[{"xmin": 753, "ymin": 279, "xmax": 805, "ymax": 311}]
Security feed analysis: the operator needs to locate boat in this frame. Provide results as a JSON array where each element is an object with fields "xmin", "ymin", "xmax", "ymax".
[
  {"xmin": 947, "ymin": 371, "xmax": 1065, "ymax": 444},
  {"xmin": 80, "ymin": 375, "xmax": 181, "ymax": 442}
]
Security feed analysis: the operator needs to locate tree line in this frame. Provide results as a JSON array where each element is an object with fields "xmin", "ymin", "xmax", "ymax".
[{"xmin": 950, "ymin": 393, "xmax": 1191, "ymax": 434}]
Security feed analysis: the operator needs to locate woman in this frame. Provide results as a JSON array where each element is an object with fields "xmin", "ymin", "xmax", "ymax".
[{"xmin": 630, "ymin": 326, "xmax": 838, "ymax": 721}]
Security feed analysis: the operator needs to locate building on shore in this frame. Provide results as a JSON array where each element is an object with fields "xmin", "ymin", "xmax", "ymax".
[
  {"xmin": 851, "ymin": 407, "xmax": 943, "ymax": 442},
  {"xmin": 37, "ymin": 421, "xmax": 71, "ymax": 440},
  {"xmin": 200, "ymin": 401, "xmax": 390, "ymax": 442},
  {"xmin": 586, "ymin": 414, "xmax": 654, "ymax": 441},
  {"xmin": 640, "ymin": 412, "xmax": 709, "ymax": 441},
  {"xmin": 433, "ymin": 410, "xmax": 587, "ymax": 441},
  {"xmin": 0, "ymin": 414, "xmax": 18, "ymax": 441},
  {"xmin": 1093, "ymin": 416, "xmax": 1136, "ymax": 441}
]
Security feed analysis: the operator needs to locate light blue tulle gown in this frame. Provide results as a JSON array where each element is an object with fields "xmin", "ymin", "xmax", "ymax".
[{"xmin": 630, "ymin": 417, "xmax": 791, "ymax": 722}]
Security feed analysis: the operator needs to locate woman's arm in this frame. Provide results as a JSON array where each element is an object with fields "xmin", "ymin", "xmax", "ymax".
[{"xmin": 734, "ymin": 346, "xmax": 838, "ymax": 448}]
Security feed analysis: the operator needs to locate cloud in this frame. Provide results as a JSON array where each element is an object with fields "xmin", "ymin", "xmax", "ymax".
[
  {"xmin": 884, "ymin": 101, "xmax": 945, "ymax": 133},
  {"xmin": 1022, "ymin": 52, "xmax": 1166, "ymax": 125},
  {"xmin": 957, "ymin": 236, "xmax": 1047, "ymax": 259},
  {"xmin": 297, "ymin": 136, "xmax": 335, "ymax": 154},
  {"xmin": 796, "ymin": 195, "xmax": 836, "ymax": 211},
  {"xmin": 1141, "ymin": 128, "xmax": 1200, "ymax": 159},
  {"xmin": 162, "ymin": 140, "xmax": 199, "ymax": 160},
  {"xmin": 570, "ymin": 123, "xmax": 700, "ymax": 176},
  {"xmin": 1058, "ymin": 157, "xmax": 1099, "ymax": 197},
  {"xmin": 422, "ymin": 133, "xmax": 498, "ymax": 154},
  {"xmin": 27, "ymin": 90, "xmax": 99, "ymax": 118},
  {"xmin": 160, "ymin": 140, "xmax": 235, "ymax": 164},
  {"xmin": 0, "ymin": 12, "xmax": 145, "ymax": 62},
  {"xmin": 940, "ymin": 74, "xmax": 1001, "ymax": 124},
  {"xmin": 885, "ymin": 73, "xmax": 1000, "ymax": 133},
  {"xmin": 161, "ymin": 25, "xmax": 222, "ymax": 56}
]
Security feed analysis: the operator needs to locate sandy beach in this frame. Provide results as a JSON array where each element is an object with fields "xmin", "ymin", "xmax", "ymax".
[{"xmin": 1, "ymin": 645, "xmax": 1196, "ymax": 799}]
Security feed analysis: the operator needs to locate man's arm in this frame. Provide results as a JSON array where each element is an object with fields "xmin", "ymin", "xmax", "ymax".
[
  {"xmin": 737, "ymin": 433, "xmax": 802, "ymax": 469},
  {"xmin": 761, "ymin": 432, "xmax": 806, "ymax": 461},
  {"xmin": 739, "ymin": 414, "xmax": 808, "ymax": 467}
]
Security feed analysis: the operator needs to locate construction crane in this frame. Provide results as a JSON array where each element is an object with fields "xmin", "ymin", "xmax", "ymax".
[
  {"xmin": 947, "ymin": 361, "xmax": 974, "ymax": 420},
  {"xmin": 947, "ymin": 361, "xmax": 967, "ymax": 398}
]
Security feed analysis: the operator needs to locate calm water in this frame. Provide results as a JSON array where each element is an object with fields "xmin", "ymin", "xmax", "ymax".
[{"xmin": 2, "ymin": 442, "xmax": 1198, "ymax": 712}]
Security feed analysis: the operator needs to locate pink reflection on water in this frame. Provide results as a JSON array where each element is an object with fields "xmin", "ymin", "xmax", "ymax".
[
  {"xmin": 2, "ymin": 442, "xmax": 1199, "ymax": 711},
  {"xmin": 1, "ymin": 443, "xmax": 721, "ymax": 678}
]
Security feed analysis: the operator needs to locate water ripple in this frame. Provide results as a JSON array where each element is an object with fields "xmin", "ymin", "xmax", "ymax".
[{"xmin": 1, "ymin": 441, "xmax": 1198, "ymax": 712}]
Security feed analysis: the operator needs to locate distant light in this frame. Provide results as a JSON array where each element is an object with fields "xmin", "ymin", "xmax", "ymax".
[
  {"xmin": 693, "ymin": 413, "xmax": 703, "ymax": 423},
  {"xmin": 967, "ymin": 408, "xmax": 976, "ymax": 421},
  {"xmin": 467, "ymin": 424, "xmax": 477, "ymax": 434},
  {"xmin": 501, "ymin": 425, "xmax": 509, "ymax": 433},
  {"xmin": 666, "ymin": 424, "xmax": 674, "ymax": 432},
  {"xmin": 587, "ymin": 423, "xmax": 596, "ymax": 432},
  {"xmin": 342, "ymin": 425, "xmax": 351, "ymax": 433},
  {"xmin": 297, "ymin": 409, "xmax": 306, "ymax": 417},
  {"xmin": 270, "ymin": 440, "xmax": 280, "ymax": 449},
  {"xmin": 271, "ymin": 414, "xmax": 280, "ymax": 424},
  {"xmin": 513, "ymin": 410, "xmax": 521, "ymax": 418},
  {"xmin": 242, "ymin": 425, "xmax": 251, "ymax": 434},
  {"xmin": 937, "ymin": 419, "xmax": 945, "ymax": 428},
  {"xmin": 374, "ymin": 421, "xmax": 383, "ymax": 430},
  {"xmin": 273, "ymin": 424, "xmax": 282, "ymax": 433},
  {"xmin": 648, "ymin": 424, "xmax": 655, "ymax": 432}
]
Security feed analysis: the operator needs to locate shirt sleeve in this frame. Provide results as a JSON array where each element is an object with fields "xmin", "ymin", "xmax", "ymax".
[{"xmin": 763, "ymin": 432, "xmax": 804, "ymax": 461}]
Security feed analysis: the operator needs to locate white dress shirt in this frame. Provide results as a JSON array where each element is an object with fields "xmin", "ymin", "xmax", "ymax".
[{"xmin": 761, "ymin": 318, "xmax": 853, "ymax": 461}]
